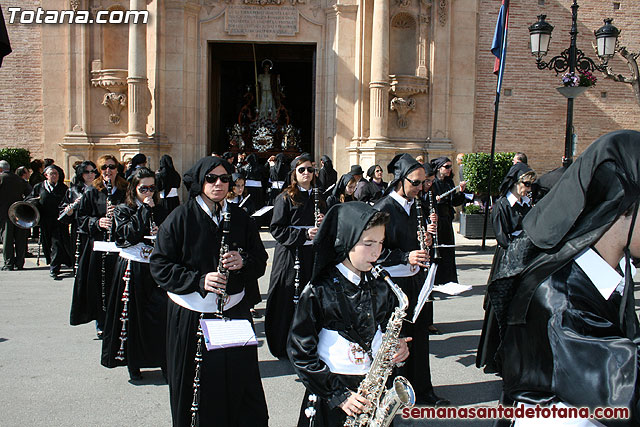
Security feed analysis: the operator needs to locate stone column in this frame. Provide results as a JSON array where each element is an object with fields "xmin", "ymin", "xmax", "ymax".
[
  {"xmin": 127, "ymin": 0, "xmax": 148, "ymax": 139},
  {"xmin": 369, "ymin": 0, "xmax": 390, "ymax": 144}
]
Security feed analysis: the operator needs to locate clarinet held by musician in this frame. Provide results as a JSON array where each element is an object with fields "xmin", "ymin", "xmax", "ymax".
[{"xmin": 150, "ymin": 156, "xmax": 269, "ymax": 427}]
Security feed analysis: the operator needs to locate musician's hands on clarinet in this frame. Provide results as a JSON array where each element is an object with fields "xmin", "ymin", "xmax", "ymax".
[
  {"xmin": 203, "ymin": 271, "xmax": 227, "ymax": 294},
  {"xmin": 222, "ymin": 250, "xmax": 243, "ymax": 271},
  {"xmin": 98, "ymin": 216, "xmax": 113, "ymax": 229},
  {"xmin": 392, "ymin": 337, "xmax": 412, "ymax": 364},
  {"xmin": 408, "ymin": 249, "xmax": 430, "ymax": 268},
  {"xmin": 339, "ymin": 392, "xmax": 371, "ymax": 416},
  {"xmin": 307, "ymin": 227, "xmax": 319, "ymax": 240},
  {"xmin": 143, "ymin": 195, "xmax": 155, "ymax": 208}
]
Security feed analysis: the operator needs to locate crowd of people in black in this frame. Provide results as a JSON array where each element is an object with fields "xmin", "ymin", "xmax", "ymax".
[{"xmin": 1, "ymin": 131, "xmax": 640, "ymax": 426}]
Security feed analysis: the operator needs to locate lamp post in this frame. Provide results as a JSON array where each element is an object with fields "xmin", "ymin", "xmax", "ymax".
[{"xmin": 528, "ymin": 1, "xmax": 619, "ymax": 167}]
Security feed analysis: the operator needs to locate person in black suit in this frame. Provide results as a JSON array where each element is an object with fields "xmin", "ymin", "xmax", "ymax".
[{"xmin": 0, "ymin": 160, "xmax": 31, "ymax": 270}]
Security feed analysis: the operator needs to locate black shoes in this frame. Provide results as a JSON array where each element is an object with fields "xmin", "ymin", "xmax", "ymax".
[
  {"xmin": 128, "ymin": 367, "xmax": 143, "ymax": 381},
  {"xmin": 416, "ymin": 391, "xmax": 450, "ymax": 407},
  {"xmin": 428, "ymin": 325, "xmax": 442, "ymax": 335},
  {"xmin": 1, "ymin": 265, "xmax": 14, "ymax": 271}
]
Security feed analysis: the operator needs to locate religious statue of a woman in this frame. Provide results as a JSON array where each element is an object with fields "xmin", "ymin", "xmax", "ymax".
[{"xmin": 257, "ymin": 59, "xmax": 279, "ymax": 121}]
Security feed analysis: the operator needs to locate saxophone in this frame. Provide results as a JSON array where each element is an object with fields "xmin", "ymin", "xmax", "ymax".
[{"xmin": 344, "ymin": 265, "xmax": 416, "ymax": 427}]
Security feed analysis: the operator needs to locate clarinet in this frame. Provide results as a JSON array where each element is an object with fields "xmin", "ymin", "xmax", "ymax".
[
  {"xmin": 115, "ymin": 259, "xmax": 131, "ymax": 361},
  {"xmin": 101, "ymin": 179, "xmax": 114, "ymax": 312},
  {"xmin": 191, "ymin": 211, "xmax": 231, "ymax": 426},
  {"xmin": 415, "ymin": 196, "xmax": 430, "ymax": 271},
  {"xmin": 293, "ymin": 188, "xmax": 319, "ymax": 305},
  {"xmin": 217, "ymin": 211, "xmax": 231, "ymax": 314},
  {"xmin": 428, "ymin": 190, "xmax": 441, "ymax": 261}
]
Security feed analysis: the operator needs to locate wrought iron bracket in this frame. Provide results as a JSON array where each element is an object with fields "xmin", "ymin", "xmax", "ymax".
[{"xmin": 536, "ymin": 47, "xmax": 608, "ymax": 75}]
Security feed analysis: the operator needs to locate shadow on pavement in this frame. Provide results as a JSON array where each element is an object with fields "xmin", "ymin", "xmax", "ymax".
[{"xmin": 259, "ymin": 358, "xmax": 296, "ymax": 379}]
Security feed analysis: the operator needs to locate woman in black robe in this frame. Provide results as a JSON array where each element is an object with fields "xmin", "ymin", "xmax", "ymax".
[
  {"xmin": 59, "ymin": 161, "xmax": 98, "ymax": 274},
  {"xmin": 483, "ymin": 130, "xmax": 640, "ymax": 425},
  {"xmin": 150, "ymin": 156, "xmax": 269, "ymax": 427},
  {"xmin": 266, "ymin": 154, "xmax": 325, "ymax": 358},
  {"xmin": 476, "ymin": 167, "xmax": 536, "ymax": 374},
  {"xmin": 317, "ymin": 154, "xmax": 337, "ymax": 193},
  {"xmin": 288, "ymin": 202, "xmax": 409, "ymax": 426},
  {"xmin": 430, "ymin": 156, "xmax": 467, "ymax": 285},
  {"xmin": 125, "ymin": 153, "xmax": 147, "ymax": 180},
  {"xmin": 70, "ymin": 155, "xmax": 127, "ymax": 336},
  {"xmin": 325, "ymin": 172, "xmax": 356, "ymax": 209},
  {"xmin": 226, "ymin": 172, "xmax": 256, "ymax": 216},
  {"xmin": 374, "ymin": 154, "xmax": 447, "ymax": 406},
  {"xmin": 101, "ymin": 168, "xmax": 168, "ymax": 381},
  {"xmin": 354, "ymin": 165, "xmax": 386, "ymax": 203},
  {"xmin": 28, "ymin": 165, "xmax": 72, "ymax": 278},
  {"xmin": 156, "ymin": 154, "xmax": 181, "ymax": 213}
]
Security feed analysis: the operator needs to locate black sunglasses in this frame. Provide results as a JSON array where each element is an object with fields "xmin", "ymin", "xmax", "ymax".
[
  {"xmin": 297, "ymin": 166, "xmax": 315, "ymax": 174},
  {"xmin": 406, "ymin": 178, "xmax": 425, "ymax": 187},
  {"xmin": 204, "ymin": 173, "xmax": 232, "ymax": 184},
  {"xmin": 520, "ymin": 181, "xmax": 533, "ymax": 187},
  {"xmin": 101, "ymin": 164, "xmax": 117, "ymax": 170},
  {"xmin": 83, "ymin": 169, "xmax": 97, "ymax": 174},
  {"xmin": 138, "ymin": 185, "xmax": 156, "ymax": 193},
  {"xmin": 443, "ymin": 164, "xmax": 452, "ymax": 170}
]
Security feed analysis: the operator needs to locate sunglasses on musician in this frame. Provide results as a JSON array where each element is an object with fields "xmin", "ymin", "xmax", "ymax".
[
  {"xmin": 520, "ymin": 181, "xmax": 533, "ymax": 187},
  {"xmin": 204, "ymin": 173, "xmax": 232, "ymax": 184},
  {"xmin": 406, "ymin": 178, "xmax": 425, "ymax": 187},
  {"xmin": 442, "ymin": 164, "xmax": 452, "ymax": 170},
  {"xmin": 138, "ymin": 185, "xmax": 156, "ymax": 193},
  {"xmin": 297, "ymin": 166, "xmax": 315, "ymax": 174},
  {"xmin": 101, "ymin": 164, "xmax": 117, "ymax": 170},
  {"xmin": 83, "ymin": 169, "xmax": 97, "ymax": 174}
]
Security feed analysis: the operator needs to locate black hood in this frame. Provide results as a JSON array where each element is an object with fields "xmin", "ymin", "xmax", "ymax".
[
  {"xmin": 312, "ymin": 201, "xmax": 380, "ymax": 282},
  {"xmin": 183, "ymin": 156, "xmax": 234, "ymax": 199}
]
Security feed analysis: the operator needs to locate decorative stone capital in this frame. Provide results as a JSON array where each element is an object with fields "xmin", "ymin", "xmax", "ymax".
[
  {"xmin": 438, "ymin": 0, "xmax": 447, "ymax": 26},
  {"xmin": 390, "ymin": 96, "xmax": 416, "ymax": 128},
  {"xmin": 102, "ymin": 92, "xmax": 127, "ymax": 125}
]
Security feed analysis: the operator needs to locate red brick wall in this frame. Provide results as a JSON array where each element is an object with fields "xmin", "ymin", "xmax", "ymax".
[
  {"xmin": 0, "ymin": 2, "xmax": 44, "ymax": 160},
  {"xmin": 474, "ymin": 0, "xmax": 640, "ymax": 174}
]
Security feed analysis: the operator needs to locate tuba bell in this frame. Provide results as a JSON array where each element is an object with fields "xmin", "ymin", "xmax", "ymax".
[{"xmin": 8, "ymin": 200, "xmax": 40, "ymax": 229}]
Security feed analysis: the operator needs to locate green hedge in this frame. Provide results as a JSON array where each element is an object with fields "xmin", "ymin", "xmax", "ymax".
[
  {"xmin": 0, "ymin": 148, "xmax": 31, "ymax": 172},
  {"xmin": 462, "ymin": 152, "xmax": 514, "ymax": 196}
]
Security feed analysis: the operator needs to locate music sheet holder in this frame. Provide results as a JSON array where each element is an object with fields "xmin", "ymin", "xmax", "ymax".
[{"xmin": 200, "ymin": 318, "xmax": 259, "ymax": 351}]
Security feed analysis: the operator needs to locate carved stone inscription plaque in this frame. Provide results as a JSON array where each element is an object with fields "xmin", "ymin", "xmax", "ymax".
[{"xmin": 225, "ymin": 6, "xmax": 299, "ymax": 38}]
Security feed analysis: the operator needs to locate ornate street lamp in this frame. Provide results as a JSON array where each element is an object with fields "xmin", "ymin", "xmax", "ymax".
[
  {"xmin": 594, "ymin": 18, "xmax": 620, "ymax": 61},
  {"xmin": 527, "ymin": 1, "xmax": 619, "ymax": 167}
]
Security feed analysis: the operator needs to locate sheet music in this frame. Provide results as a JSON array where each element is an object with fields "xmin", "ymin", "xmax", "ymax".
[
  {"xmin": 412, "ymin": 264, "xmax": 438, "ymax": 324},
  {"xmin": 200, "ymin": 319, "xmax": 258, "ymax": 351},
  {"xmin": 93, "ymin": 241, "xmax": 120, "ymax": 253},
  {"xmin": 433, "ymin": 282, "xmax": 472, "ymax": 296},
  {"xmin": 251, "ymin": 205, "xmax": 274, "ymax": 217}
]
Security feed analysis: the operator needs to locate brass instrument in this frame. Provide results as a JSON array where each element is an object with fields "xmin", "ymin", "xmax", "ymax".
[
  {"xmin": 428, "ymin": 190, "xmax": 441, "ymax": 261},
  {"xmin": 344, "ymin": 265, "xmax": 415, "ymax": 427},
  {"xmin": 8, "ymin": 199, "xmax": 40, "ymax": 229}
]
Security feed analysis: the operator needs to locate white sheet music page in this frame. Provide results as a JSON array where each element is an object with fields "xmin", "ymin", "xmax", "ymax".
[
  {"xmin": 200, "ymin": 319, "xmax": 258, "ymax": 351},
  {"xmin": 412, "ymin": 264, "xmax": 438, "ymax": 324}
]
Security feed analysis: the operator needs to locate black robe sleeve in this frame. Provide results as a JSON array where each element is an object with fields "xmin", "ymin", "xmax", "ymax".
[
  {"xmin": 150, "ymin": 205, "xmax": 208, "ymax": 296},
  {"xmin": 288, "ymin": 283, "xmax": 353, "ymax": 408},
  {"xmin": 270, "ymin": 193, "xmax": 308, "ymax": 247},
  {"xmin": 113, "ymin": 204, "xmax": 152, "ymax": 247},
  {"xmin": 492, "ymin": 198, "xmax": 513, "ymax": 249}
]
